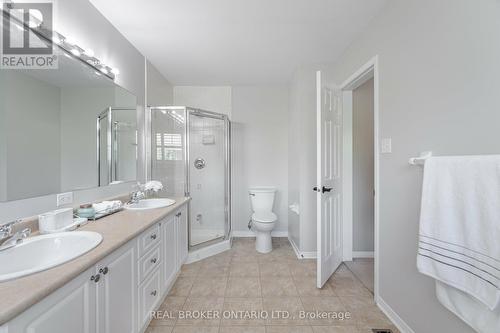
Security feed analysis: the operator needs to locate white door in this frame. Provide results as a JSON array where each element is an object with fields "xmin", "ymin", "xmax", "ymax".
[
  {"xmin": 316, "ymin": 70, "xmax": 343, "ymax": 288},
  {"xmin": 96, "ymin": 242, "xmax": 136, "ymax": 333}
]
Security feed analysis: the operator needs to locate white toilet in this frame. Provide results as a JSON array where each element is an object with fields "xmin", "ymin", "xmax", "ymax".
[{"xmin": 249, "ymin": 187, "xmax": 277, "ymax": 253}]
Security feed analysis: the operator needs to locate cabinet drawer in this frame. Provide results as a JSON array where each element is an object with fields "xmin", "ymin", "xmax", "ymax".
[
  {"xmin": 138, "ymin": 244, "xmax": 161, "ymax": 283},
  {"xmin": 138, "ymin": 223, "xmax": 160, "ymax": 258},
  {"xmin": 139, "ymin": 268, "xmax": 161, "ymax": 328}
]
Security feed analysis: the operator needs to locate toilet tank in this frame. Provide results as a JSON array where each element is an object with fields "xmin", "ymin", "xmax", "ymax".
[{"xmin": 249, "ymin": 187, "xmax": 277, "ymax": 212}]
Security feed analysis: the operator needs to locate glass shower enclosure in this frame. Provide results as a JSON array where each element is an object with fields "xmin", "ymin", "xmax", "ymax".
[{"xmin": 150, "ymin": 106, "xmax": 231, "ymax": 250}]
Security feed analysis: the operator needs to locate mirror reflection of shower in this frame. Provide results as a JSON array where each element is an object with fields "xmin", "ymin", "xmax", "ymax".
[
  {"xmin": 150, "ymin": 107, "xmax": 231, "ymax": 250},
  {"xmin": 97, "ymin": 107, "xmax": 138, "ymax": 186}
]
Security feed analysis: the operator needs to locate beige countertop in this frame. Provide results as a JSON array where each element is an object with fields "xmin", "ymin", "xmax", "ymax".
[{"xmin": 0, "ymin": 197, "xmax": 190, "ymax": 326}]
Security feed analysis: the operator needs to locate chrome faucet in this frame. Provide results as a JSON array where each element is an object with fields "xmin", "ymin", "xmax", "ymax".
[
  {"xmin": 0, "ymin": 220, "xmax": 31, "ymax": 251},
  {"xmin": 129, "ymin": 190, "xmax": 146, "ymax": 204}
]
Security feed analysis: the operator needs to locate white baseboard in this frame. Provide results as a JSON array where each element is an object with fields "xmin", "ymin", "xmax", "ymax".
[
  {"xmin": 185, "ymin": 239, "xmax": 231, "ymax": 264},
  {"xmin": 376, "ymin": 296, "xmax": 415, "ymax": 333},
  {"xmin": 232, "ymin": 230, "xmax": 288, "ymax": 238},
  {"xmin": 353, "ymin": 251, "xmax": 374, "ymax": 258},
  {"xmin": 288, "ymin": 236, "xmax": 317, "ymax": 259}
]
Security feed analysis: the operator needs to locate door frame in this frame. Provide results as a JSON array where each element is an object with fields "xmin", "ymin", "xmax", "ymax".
[{"xmin": 340, "ymin": 56, "xmax": 380, "ymax": 301}]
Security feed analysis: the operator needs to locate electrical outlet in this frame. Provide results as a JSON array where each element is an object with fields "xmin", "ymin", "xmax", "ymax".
[
  {"xmin": 56, "ymin": 192, "xmax": 73, "ymax": 207},
  {"xmin": 381, "ymin": 138, "xmax": 392, "ymax": 153}
]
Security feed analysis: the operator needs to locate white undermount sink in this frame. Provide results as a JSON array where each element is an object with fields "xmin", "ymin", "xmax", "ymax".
[
  {"xmin": 0, "ymin": 231, "xmax": 102, "ymax": 282},
  {"xmin": 124, "ymin": 198, "xmax": 176, "ymax": 211}
]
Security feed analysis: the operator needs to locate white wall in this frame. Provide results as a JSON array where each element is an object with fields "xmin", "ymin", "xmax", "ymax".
[
  {"xmin": 231, "ymin": 86, "xmax": 289, "ymax": 234},
  {"xmin": 330, "ymin": 0, "xmax": 500, "ymax": 331},
  {"xmin": 147, "ymin": 60, "xmax": 173, "ymax": 106},
  {"xmin": 352, "ymin": 78, "xmax": 374, "ymax": 252},
  {"xmin": 0, "ymin": 0, "xmax": 173, "ymax": 223},
  {"xmin": 288, "ymin": 68, "xmax": 318, "ymax": 252},
  {"xmin": 173, "ymin": 86, "xmax": 232, "ymax": 118}
]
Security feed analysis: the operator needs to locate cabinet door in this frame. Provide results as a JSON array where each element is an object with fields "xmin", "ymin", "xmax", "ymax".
[
  {"xmin": 96, "ymin": 241, "xmax": 136, "ymax": 333},
  {"xmin": 177, "ymin": 206, "xmax": 188, "ymax": 267},
  {"xmin": 6, "ymin": 267, "xmax": 97, "ymax": 333},
  {"xmin": 162, "ymin": 215, "xmax": 177, "ymax": 291}
]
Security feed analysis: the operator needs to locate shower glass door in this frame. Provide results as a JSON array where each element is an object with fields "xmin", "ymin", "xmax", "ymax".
[
  {"xmin": 150, "ymin": 106, "xmax": 230, "ymax": 250},
  {"xmin": 151, "ymin": 107, "xmax": 186, "ymax": 196},
  {"xmin": 188, "ymin": 110, "xmax": 229, "ymax": 247}
]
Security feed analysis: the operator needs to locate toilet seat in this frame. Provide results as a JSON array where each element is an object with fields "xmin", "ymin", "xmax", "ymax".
[{"xmin": 252, "ymin": 212, "xmax": 277, "ymax": 223}]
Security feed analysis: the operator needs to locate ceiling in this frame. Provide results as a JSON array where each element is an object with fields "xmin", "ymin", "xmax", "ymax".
[{"xmin": 90, "ymin": 0, "xmax": 387, "ymax": 85}]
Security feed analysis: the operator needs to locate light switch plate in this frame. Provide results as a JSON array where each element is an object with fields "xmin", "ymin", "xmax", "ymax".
[
  {"xmin": 56, "ymin": 192, "xmax": 73, "ymax": 207},
  {"xmin": 381, "ymin": 138, "xmax": 392, "ymax": 153}
]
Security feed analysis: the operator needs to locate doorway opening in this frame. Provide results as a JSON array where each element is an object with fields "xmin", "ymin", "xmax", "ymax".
[
  {"xmin": 345, "ymin": 77, "xmax": 375, "ymax": 292},
  {"xmin": 340, "ymin": 56, "xmax": 379, "ymax": 300}
]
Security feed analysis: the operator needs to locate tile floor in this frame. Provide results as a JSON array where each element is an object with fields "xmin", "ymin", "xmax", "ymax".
[
  {"xmin": 147, "ymin": 238, "xmax": 398, "ymax": 333},
  {"xmin": 344, "ymin": 259, "xmax": 374, "ymax": 293}
]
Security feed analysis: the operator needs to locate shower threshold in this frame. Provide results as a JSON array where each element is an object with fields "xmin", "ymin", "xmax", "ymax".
[{"xmin": 186, "ymin": 238, "xmax": 231, "ymax": 264}]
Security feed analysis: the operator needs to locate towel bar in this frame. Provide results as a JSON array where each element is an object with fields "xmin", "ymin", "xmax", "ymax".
[{"xmin": 409, "ymin": 151, "xmax": 432, "ymax": 165}]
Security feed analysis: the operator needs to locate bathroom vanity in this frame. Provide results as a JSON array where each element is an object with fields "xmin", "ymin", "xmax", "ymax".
[
  {"xmin": 0, "ymin": 197, "xmax": 189, "ymax": 333},
  {"xmin": 0, "ymin": 10, "xmax": 191, "ymax": 333}
]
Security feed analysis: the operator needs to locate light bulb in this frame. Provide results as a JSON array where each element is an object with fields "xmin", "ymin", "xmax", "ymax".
[
  {"xmin": 52, "ymin": 35, "xmax": 63, "ymax": 45},
  {"xmin": 65, "ymin": 36, "xmax": 77, "ymax": 46},
  {"xmin": 84, "ymin": 49, "xmax": 94, "ymax": 57}
]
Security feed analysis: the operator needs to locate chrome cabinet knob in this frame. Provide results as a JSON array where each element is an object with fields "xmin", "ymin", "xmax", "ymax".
[
  {"xmin": 99, "ymin": 267, "xmax": 109, "ymax": 275},
  {"xmin": 151, "ymin": 290, "xmax": 157, "ymax": 296},
  {"xmin": 91, "ymin": 274, "xmax": 101, "ymax": 283},
  {"xmin": 150, "ymin": 234, "xmax": 157, "ymax": 240},
  {"xmin": 150, "ymin": 258, "xmax": 157, "ymax": 264}
]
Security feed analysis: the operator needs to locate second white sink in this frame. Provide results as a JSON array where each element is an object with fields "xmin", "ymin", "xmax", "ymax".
[{"xmin": 124, "ymin": 198, "xmax": 176, "ymax": 211}]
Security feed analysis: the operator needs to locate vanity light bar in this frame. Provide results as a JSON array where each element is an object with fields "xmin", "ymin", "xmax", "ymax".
[{"xmin": 1, "ymin": 6, "xmax": 118, "ymax": 80}]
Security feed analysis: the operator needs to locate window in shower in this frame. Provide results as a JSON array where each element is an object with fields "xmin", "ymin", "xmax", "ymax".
[{"xmin": 156, "ymin": 133, "xmax": 182, "ymax": 161}]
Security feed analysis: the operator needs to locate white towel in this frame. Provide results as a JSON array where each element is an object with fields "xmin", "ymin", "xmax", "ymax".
[
  {"xmin": 417, "ymin": 155, "xmax": 500, "ymax": 311},
  {"xmin": 436, "ymin": 281, "xmax": 500, "ymax": 333},
  {"xmin": 92, "ymin": 200, "xmax": 122, "ymax": 213}
]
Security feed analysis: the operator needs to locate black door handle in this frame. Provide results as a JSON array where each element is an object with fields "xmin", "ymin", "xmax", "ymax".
[
  {"xmin": 322, "ymin": 186, "xmax": 333, "ymax": 193},
  {"xmin": 313, "ymin": 186, "xmax": 320, "ymax": 192}
]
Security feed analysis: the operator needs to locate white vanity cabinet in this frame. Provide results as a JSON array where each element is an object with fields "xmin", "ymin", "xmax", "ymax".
[
  {"xmin": 136, "ymin": 205, "xmax": 189, "ymax": 331},
  {"xmin": 95, "ymin": 241, "xmax": 136, "ymax": 333},
  {"xmin": 176, "ymin": 206, "xmax": 188, "ymax": 267},
  {"xmin": 3, "ymin": 240, "xmax": 136, "ymax": 333},
  {"xmin": 1, "ymin": 203, "xmax": 189, "ymax": 333},
  {"xmin": 3, "ymin": 266, "xmax": 98, "ymax": 333},
  {"xmin": 161, "ymin": 214, "xmax": 177, "ymax": 294},
  {"xmin": 161, "ymin": 205, "xmax": 188, "ymax": 293}
]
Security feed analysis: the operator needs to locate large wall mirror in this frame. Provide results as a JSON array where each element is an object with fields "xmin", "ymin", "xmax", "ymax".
[{"xmin": 0, "ymin": 30, "xmax": 138, "ymax": 202}]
